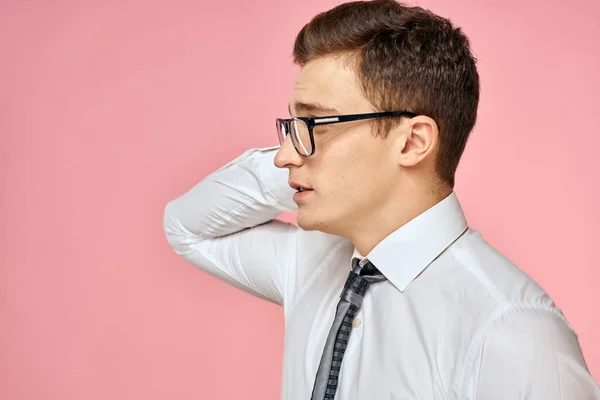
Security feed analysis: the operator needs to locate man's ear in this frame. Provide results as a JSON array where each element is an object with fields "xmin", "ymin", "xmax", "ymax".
[{"xmin": 396, "ymin": 116, "xmax": 439, "ymax": 167}]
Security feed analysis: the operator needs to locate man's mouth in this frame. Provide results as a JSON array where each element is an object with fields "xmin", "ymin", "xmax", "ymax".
[{"xmin": 289, "ymin": 181, "xmax": 313, "ymax": 192}]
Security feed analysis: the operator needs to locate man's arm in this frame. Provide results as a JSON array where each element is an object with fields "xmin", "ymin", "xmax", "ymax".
[
  {"xmin": 474, "ymin": 308, "xmax": 600, "ymax": 399},
  {"xmin": 163, "ymin": 146, "xmax": 298, "ymax": 305}
]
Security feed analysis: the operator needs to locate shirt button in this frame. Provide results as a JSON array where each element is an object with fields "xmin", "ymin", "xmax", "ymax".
[{"xmin": 352, "ymin": 318, "xmax": 362, "ymax": 328}]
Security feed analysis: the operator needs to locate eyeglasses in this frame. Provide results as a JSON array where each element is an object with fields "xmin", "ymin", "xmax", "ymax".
[{"xmin": 276, "ymin": 111, "xmax": 418, "ymax": 157}]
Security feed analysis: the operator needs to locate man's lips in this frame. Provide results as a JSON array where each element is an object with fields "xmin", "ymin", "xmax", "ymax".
[
  {"xmin": 289, "ymin": 181, "xmax": 313, "ymax": 192},
  {"xmin": 292, "ymin": 188, "xmax": 313, "ymax": 202}
]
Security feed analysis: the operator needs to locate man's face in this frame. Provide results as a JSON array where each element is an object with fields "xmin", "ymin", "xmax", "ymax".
[{"xmin": 274, "ymin": 55, "xmax": 405, "ymax": 237}]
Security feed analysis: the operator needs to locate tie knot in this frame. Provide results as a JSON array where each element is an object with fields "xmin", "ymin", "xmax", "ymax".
[
  {"xmin": 351, "ymin": 257, "xmax": 386, "ymax": 282},
  {"xmin": 359, "ymin": 261, "xmax": 379, "ymax": 277}
]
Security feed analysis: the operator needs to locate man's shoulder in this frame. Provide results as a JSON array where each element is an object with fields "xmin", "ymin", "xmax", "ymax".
[
  {"xmin": 446, "ymin": 228, "xmax": 550, "ymax": 303},
  {"xmin": 428, "ymin": 229, "xmax": 555, "ymax": 314}
]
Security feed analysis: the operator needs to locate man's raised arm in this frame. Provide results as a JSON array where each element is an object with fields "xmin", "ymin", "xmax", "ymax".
[{"xmin": 163, "ymin": 146, "xmax": 298, "ymax": 305}]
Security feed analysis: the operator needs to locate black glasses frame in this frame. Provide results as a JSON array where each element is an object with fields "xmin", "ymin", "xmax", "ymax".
[{"xmin": 276, "ymin": 110, "xmax": 418, "ymax": 157}]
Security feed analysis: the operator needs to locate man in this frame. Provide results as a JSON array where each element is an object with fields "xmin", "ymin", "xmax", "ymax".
[{"xmin": 163, "ymin": 0, "xmax": 600, "ymax": 398}]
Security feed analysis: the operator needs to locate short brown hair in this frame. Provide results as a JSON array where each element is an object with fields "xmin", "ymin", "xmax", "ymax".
[{"xmin": 293, "ymin": 0, "xmax": 480, "ymax": 188}]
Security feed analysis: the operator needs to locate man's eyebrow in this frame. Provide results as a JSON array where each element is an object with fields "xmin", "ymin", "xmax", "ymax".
[{"xmin": 288, "ymin": 102, "xmax": 339, "ymax": 116}]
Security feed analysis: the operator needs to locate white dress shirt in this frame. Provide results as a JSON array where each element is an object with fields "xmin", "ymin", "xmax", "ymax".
[{"xmin": 163, "ymin": 146, "xmax": 600, "ymax": 399}]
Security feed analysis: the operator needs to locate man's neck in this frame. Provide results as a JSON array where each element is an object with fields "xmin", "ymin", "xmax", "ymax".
[{"xmin": 349, "ymin": 186, "xmax": 452, "ymax": 257}]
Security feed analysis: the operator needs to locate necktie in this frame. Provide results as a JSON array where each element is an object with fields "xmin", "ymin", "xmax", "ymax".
[{"xmin": 310, "ymin": 257, "xmax": 387, "ymax": 400}]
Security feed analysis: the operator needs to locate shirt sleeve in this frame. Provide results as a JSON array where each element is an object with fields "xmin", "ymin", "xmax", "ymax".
[
  {"xmin": 474, "ymin": 307, "xmax": 600, "ymax": 400},
  {"xmin": 162, "ymin": 146, "xmax": 299, "ymax": 306}
]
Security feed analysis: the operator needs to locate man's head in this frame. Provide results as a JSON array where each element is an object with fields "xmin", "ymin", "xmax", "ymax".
[{"xmin": 274, "ymin": 0, "xmax": 479, "ymax": 242}]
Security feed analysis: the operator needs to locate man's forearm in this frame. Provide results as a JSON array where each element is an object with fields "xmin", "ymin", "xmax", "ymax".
[{"xmin": 163, "ymin": 146, "xmax": 296, "ymax": 250}]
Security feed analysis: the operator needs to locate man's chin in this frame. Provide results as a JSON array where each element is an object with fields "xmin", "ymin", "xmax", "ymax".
[
  {"xmin": 296, "ymin": 210, "xmax": 332, "ymax": 233},
  {"xmin": 296, "ymin": 214, "xmax": 315, "ymax": 231},
  {"xmin": 296, "ymin": 210, "xmax": 320, "ymax": 231}
]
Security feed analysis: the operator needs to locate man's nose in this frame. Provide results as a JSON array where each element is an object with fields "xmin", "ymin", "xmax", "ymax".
[{"xmin": 274, "ymin": 134, "xmax": 304, "ymax": 169}]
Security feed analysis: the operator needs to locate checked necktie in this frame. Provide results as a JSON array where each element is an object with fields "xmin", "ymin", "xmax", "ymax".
[{"xmin": 310, "ymin": 257, "xmax": 387, "ymax": 400}]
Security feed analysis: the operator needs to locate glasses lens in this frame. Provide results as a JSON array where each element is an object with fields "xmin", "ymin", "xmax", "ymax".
[
  {"xmin": 276, "ymin": 120, "xmax": 286, "ymax": 146},
  {"xmin": 291, "ymin": 119, "xmax": 312, "ymax": 156}
]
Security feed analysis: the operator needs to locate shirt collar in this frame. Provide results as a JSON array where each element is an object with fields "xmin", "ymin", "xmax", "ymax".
[{"xmin": 351, "ymin": 191, "xmax": 468, "ymax": 293}]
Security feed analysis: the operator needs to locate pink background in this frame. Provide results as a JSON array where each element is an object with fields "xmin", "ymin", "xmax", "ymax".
[{"xmin": 1, "ymin": 0, "xmax": 599, "ymax": 398}]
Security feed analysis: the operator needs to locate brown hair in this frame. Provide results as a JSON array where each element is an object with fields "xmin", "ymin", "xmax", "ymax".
[{"xmin": 293, "ymin": 0, "xmax": 480, "ymax": 188}]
